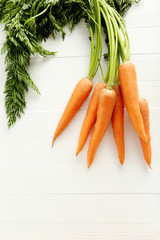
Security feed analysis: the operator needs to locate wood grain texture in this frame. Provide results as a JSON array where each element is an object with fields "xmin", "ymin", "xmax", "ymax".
[
  {"xmin": 0, "ymin": 223, "xmax": 159, "ymax": 240},
  {"xmin": 124, "ymin": 0, "xmax": 160, "ymax": 28},
  {"xmin": 0, "ymin": 0, "xmax": 160, "ymax": 239},
  {"xmin": 0, "ymin": 194, "xmax": 159, "ymax": 224},
  {"xmin": 0, "ymin": 56, "xmax": 160, "ymax": 113}
]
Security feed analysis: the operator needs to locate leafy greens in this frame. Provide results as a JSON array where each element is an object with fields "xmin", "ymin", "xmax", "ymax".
[{"xmin": 0, "ymin": 0, "xmax": 139, "ymax": 127}]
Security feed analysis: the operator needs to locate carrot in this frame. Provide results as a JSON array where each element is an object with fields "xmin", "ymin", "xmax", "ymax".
[
  {"xmin": 118, "ymin": 62, "xmax": 147, "ymax": 142},
  {"xmin": 52, "ymin": 78, "xmax": 93, "ymax": 146},
  {"xmin": 76, "ymin": 82, "xmax": 107, "ymax": 156},
  {"xmin": 139, "ymin": 98, "xmax": 151, "ymax": 168},
  {"xmin": 87, "ymin": 88, "xmax": 116, "ymax": 168},
  {"xmin": 112, "ymin": 85, "xmax": 125, "ymax": 165}
]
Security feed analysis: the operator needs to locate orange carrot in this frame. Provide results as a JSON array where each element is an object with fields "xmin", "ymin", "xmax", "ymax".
[
  {"xmin": 118, "ymin": 62, "xmax": 147, "ymax": 141},
  {"xmin": 52, "ymin": 78, "xmax": 93, "ymax": 146},
  {"xmin": 112, "ymin": 85, "xmax": 125, "ymax": 165},
  {"xmin": 76, "ymin": 82, "xmax": 107, "ymax": 156},
  {"xmin": 139, "ymin": 98, "xmax": 151, "ymax": 168},
  {"xmin": 87, "ymin": 88, "xmax": 116, "ymax": 168}
]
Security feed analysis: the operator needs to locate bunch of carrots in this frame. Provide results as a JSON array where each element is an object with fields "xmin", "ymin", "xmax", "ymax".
[{"xmin": 52, "ymin": 0, "xmax": 151, "ymax": 168}]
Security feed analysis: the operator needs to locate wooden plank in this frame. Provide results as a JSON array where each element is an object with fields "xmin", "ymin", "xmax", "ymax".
[
  {"xmin": 0, "ymin": 54, "xmax": 159, "ymax": 113},
  {"xmin": 1, "ymin": 54, "xmax": 160, "ymax": 114},
  {"xmin": 35, "ymin": 26, "xmax": 160, "ymax": 56},
  {"xmin": 0, "ymin": 1, "xmax": 159, "ymax": 239},
  {"xmin": 28, "ymin": 54, "xmax": 160, "ymax": 85},
  {"xmin": 0, "ymin": 194, "xmax": 159, "ymax": 224},
  {"xmin": 22, "ymin": 80, "xmax": 160, "ymax": 112},
  {"xmin": 0, "ymin": 107, "xmax": 159, "ymax": 153},
  {"xmin": 0, "ymin": 26, "xmax": 160, "ymax": 59},
  {"xmin": 128, "ymin": 27, "xmax": 160, "ymax": 55},
  {"xmin": 0, "ymin": 161, "xmax": 159, "ymax": 194},
  {"xmin": 0, "ymin": 105, "xmax": 159, "ymax": 195},
  {"xmin": 0, "ymin": 223, "xmax": 160, "ymax": 240},
  {"xmin": 124, "ymin": 0, "xmax": 160, "ymax": 28}
]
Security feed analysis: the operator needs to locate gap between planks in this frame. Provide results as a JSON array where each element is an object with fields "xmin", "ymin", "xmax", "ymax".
[
  {"xmin": 31, "ymin": 52, "xmax": 160, "ymax": 60},
  {"xmin": 0, "ymin": 193, "xmax": 159, "ymax": 196}
]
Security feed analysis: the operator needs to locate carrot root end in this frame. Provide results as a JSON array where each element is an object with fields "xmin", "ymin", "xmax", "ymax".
[
  {"xmin": 120, "ymin": 161, "xmax": 124, "ymax": 166},
  {"xmin": 52, "ymin": 137, "xmax": 55, "ymax": 148},
  {"xmin": 87, "ymin": 161, "xmax": 92, "ymax": 168},
  {"xmin": 148, "ymin": 164, "xmax": 152, "ymax": 170}
]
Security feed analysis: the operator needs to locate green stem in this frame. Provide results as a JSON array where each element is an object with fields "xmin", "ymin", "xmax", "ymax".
[
  {"xmin": 110, "ymin": 14, "xmax": 118, "ymax": 84},
  {"xmin": 100, "ymin": 8, "xmax": 111, "ymax": 83},
  {"xmin": 92, "ymin": 4, "xmax": 101, "ymax": 77},
  {"xmin": 87, "ymin": 0, "xmax": 102, "ymax": 80},
  {"xmin": 35, "ymin": 1, "xmax": 43, "ymax": 15},
  {"xmin": 100, "ymin": 0, "xmax": 130, "ymax": 88},
  {"xmin": 112, "ymin": 8, "xmax": 130, "ymax": 61},
  {"xmin": 24, "ymin": 4, "xmax": 50, "ymax": 27},
  {"xmin": 88, "ymin": 26, "xmax": 95, "ymax": 78},
  {"xmin": 100, "ymin": 63, "xmax": 105, "ymax": 80},
  {"xmin": 104, "ymin": 60, "xmax": 110, "ymax": 83},
  {"xmin": 30, "ymin": 0, "xmax": 39, "ymax": 17},
  {"xmin": 105, "ymin": 3, "xmax": 127, "ymax": 62},
  {"xmin": 107, "ymin": 15, "xmax": 115, "ymax": 88},
  {"xmin": 114, "ymin": 51, "xmax": 120, "ymax": 85},
  {"xmin": 100, "ymin": 3, "xmax": 115, "ymax": 88}
]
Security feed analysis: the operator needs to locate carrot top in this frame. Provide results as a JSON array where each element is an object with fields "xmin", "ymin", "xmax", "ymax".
[
  {"xmin": 87, "ymin": 0, "xmax": 102, "ymax": 80},
  {"xmin": 99, "ymin": 0, "xmax": 130, "ymax": 87}
]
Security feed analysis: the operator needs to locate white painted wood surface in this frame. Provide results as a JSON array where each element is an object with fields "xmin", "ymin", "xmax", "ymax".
[{"xmin": 0, "ymin": 0, "xmax": 160, "ymax": 239}]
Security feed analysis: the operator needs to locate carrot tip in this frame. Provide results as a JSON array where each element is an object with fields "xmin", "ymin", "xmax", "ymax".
[
  {"xmin": 52, "ymin": 137, "xmax": 55, "ymax": 148},
  {"xmin": 76, "ymin": 150, "xmax": 80, "ymax": 157},
  {"xmin": 148, "ymin": 164, "xmax": 152, "ymax": 170},
  {"xmin": 87, "ymin": 161, "xmax": 92, "ymax": 168},
  {"xmin": 118, "ymin": 156, "xmax": 125, "ymax": 165}
]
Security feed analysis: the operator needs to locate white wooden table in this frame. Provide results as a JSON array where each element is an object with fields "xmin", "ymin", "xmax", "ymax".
[{"xmin": 0, "ymin": 0, "xmax": 160, "ymax": 239}]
